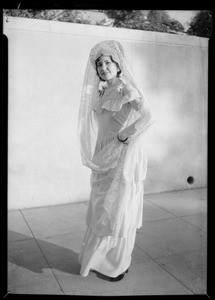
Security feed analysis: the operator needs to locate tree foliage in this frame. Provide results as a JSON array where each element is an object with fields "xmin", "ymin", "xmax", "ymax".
[
  {"xmin": 3, "ymin": 9, "xmax": 92, "ymax": 24},
  {"xmin": 100, "ymin": 10, "xmax": 142, "ymax": 27},
  {"xmin": 3, "ymin": 9, "xmax": 185, "ymax": 34},
  {"xmin": 101, "ymin": 10, "xmax": 185, "ymax": 34},
  {"xmin": 4, "ymin": 9, "xmax": 213, "ymax": 37},
  {"xmin": 147, "ymin": 10, "xmax": 170, "ymax": 25},
  {"xmin": 186, "ymin": 10, "xmax": 213, "ymax": 37}
]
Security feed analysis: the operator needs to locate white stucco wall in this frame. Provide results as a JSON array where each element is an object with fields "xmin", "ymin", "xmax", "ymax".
[{"xmin": 4, "ymin": 17, "xmax": 208, "ymax": 210}]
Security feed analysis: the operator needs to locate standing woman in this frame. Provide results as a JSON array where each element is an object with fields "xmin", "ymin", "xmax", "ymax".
[{"xmin": 78, "ymin": 40, "xmax": 154, "ymax": 282}]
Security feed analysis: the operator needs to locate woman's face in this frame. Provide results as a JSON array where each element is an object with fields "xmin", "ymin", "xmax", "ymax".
[{"xmin": 96, "ymin": 55, "xmax": 119, "ymax": 82}]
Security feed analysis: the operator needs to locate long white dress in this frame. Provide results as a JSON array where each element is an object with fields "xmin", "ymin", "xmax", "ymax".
[{"xmin": 78, "ymin": 78, "xmax": 150, "ymax": 278}]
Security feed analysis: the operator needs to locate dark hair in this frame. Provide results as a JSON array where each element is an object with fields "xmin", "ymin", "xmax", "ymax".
[{"xmin": 95, "ymin": 55, "xmax": 122, "ymax": 81}]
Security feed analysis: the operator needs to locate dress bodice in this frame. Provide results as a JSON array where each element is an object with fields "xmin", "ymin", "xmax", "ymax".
[
  {"xmin": 95, "ymin": 103, "xmax": 132, "ymax": 136},
  {"xmin": 92, "ymin": 78, "xmax": 137, "ymax": 155},
  {"xmin": 92, "ymin": 78, "xmax": 150, "ymax": 156}
]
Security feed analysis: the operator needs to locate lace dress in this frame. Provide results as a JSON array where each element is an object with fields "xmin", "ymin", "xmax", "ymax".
[{"xmin": 78, "ymin": 78, "xmax": 151, "ymax": 278}]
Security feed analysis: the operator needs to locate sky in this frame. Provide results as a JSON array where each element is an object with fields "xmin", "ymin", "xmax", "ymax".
[{"xmin": 166, "ymin": 10, "xmax": 198, "ymax": 30}]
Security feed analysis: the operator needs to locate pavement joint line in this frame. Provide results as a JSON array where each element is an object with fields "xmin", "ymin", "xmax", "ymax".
[
  {"xmin": 142, "ymin": 216, "xmax": 178, "ymax": 223},
  {"xmin": 145, "ymin": 187, "xmax": 207, "ymax": 197},
  {"xmin": 8, "ymin": 188, "xmax": 206, "ymax": 212},
  {"xmin": 144, "ymin": 196, "xmax": 207, "ymax": 232},
  {"xmin": 133, "ymin": 244, "xmax": 195, "ymax": 295},
  {"xmin": 175, "ymin": 216, "xmax": 207, "ymax": 233},
  {"xmin": 7, "ymin": 277, "xmax": 65, "ymax": 294},
  {"xmin": 41, "ymin": 229, "xmax": 86, "ymax": 240},
  {"xmin": 8, "ymin": 237, "xmax": 35, "ymax": 244},
  {"xmin": 143, "ymin": 199, "xmax": 205, "ymax": 233},
  {"xmin": 19, "ymin": 201, "xmax": 88, "ymax": 212},
  {"xmin": 19, "ymin": 210, "xmax": 66, "ymax": 295},
  {"xmin": 141, "ymin": 215, "xmax": 207, "ymax": 234},
  {"xmin": 143, "ymin": 197, "xmax": 182, "ymax": 218}
]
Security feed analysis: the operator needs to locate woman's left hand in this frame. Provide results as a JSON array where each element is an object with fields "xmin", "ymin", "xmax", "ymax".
[
  {"xmin": 118, "ymin": 132, "xmax": 128, "ymax": 141},
  {"xmin": 117, "ymin": 132, "xmax": 129, "ymax": 144}
]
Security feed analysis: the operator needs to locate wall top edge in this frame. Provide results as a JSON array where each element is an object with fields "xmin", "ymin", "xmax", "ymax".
[{"xmin": 3, "ymin": 16, "xmax": 209, "ymax": 48}]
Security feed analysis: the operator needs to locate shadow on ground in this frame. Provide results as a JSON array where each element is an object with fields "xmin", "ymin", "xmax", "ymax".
[{"xmin": 8, "ymin": 230, "xmax": 80, "ymax": 276}]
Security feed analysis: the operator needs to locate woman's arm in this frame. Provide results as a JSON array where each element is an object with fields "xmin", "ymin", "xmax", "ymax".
[{"xmin": 117, "ymin": 97, "xmax": 153, "ymax": 142}]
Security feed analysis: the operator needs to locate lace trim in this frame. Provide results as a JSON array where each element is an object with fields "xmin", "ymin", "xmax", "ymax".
[{"xmin": 93, "ymin": 84, "xmax": 141, "ymax": 113}]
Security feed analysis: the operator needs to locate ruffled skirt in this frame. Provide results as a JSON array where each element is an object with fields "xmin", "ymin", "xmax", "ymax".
[
  {"xmin": 78, "ymin": 132, "xmax": 146, "ymax": 278},
  {"xmin": 78, "ymin": 226, "xmax": 137, "ymax": 277}
]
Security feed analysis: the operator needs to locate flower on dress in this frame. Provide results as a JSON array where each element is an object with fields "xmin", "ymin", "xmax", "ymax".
[
  {"xmin": 116, "ymin": 83, "xmax": 124, "ymax": 94},
  {"xmin": 98, "ymin": 81, "xmax": 108, "ymax": 96}
]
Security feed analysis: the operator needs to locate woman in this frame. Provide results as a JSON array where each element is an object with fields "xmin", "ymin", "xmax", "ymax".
[{"xmin": 77, "ymin": 40, "xmax": 154, "ymax": 282}]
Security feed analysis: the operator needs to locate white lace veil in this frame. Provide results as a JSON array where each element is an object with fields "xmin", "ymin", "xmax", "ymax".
[{"xmin": 78, "ymin": 40, "xmax": 148, "ymax": 170}]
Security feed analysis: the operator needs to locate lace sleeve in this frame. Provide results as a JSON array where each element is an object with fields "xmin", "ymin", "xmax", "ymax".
[{"xmin": 120, "ymin": 95, "xmax": 154, "ymax": 138}]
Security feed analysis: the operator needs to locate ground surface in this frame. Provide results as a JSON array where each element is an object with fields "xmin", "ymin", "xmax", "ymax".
[{"xmin": 8, "ymin": 188, "xmax": 207, "ymax": 295}]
